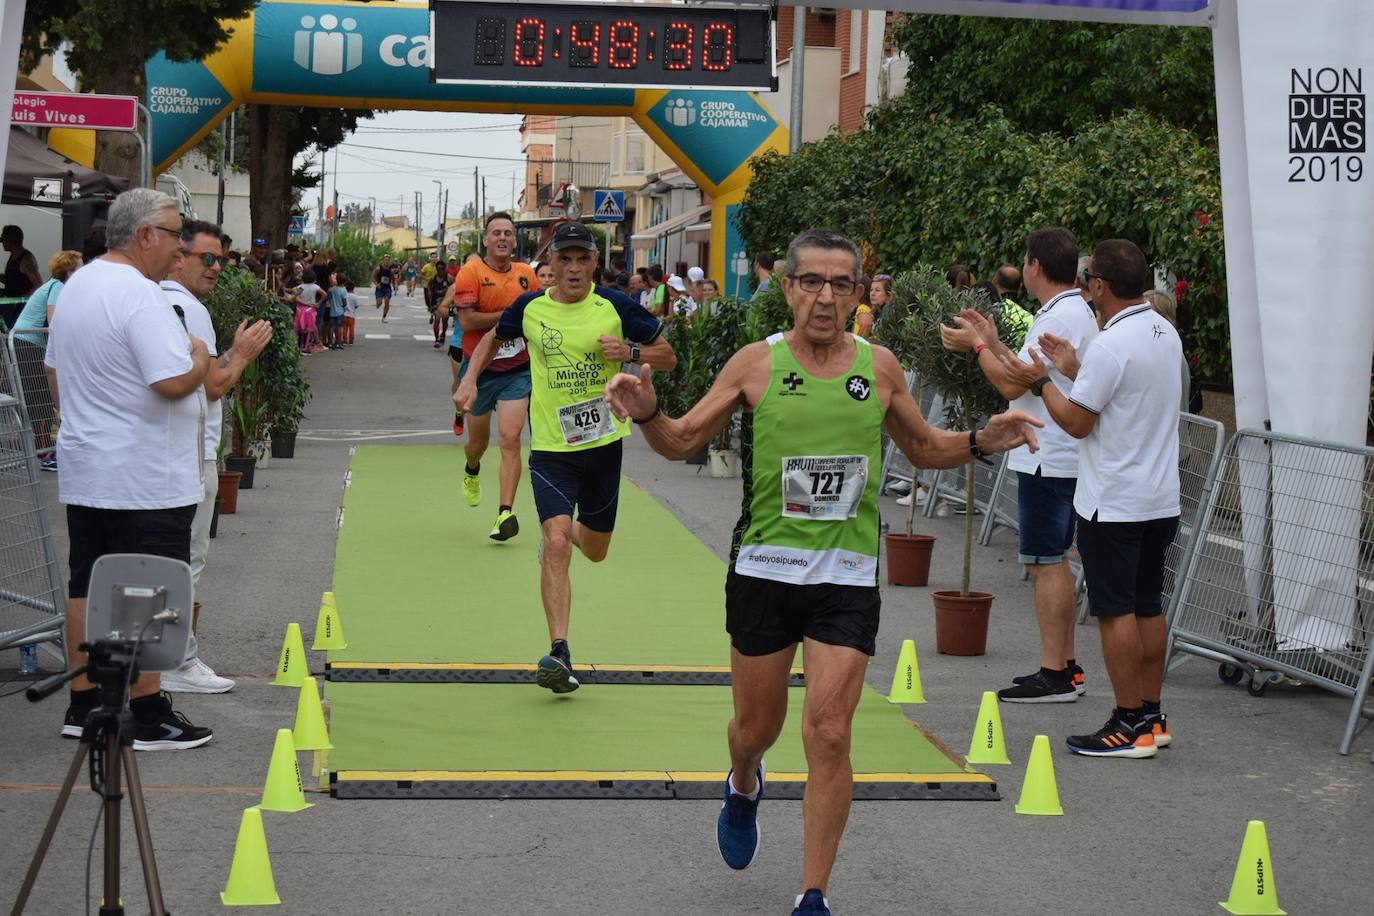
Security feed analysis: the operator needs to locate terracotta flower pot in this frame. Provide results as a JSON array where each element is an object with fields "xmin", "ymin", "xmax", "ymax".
[
  {"xmin": 932, "ymin": 590, "xmax": 994, "ymax": 656},
  {"xmin": 217, "ymin": 471, "xmax": 242, "ymax": 514},
  {"xmin": 885, "ymin": 533, "xmax": 935, "ymax": 586}
]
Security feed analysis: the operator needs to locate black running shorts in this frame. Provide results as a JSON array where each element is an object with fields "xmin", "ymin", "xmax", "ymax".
[
  {"xmin": 725, "ymin": 569, "xmax": 880, "ymax": 656},
  {"xmin": 66, "ymin": 504, "xmax": 197, "ymax": 599},
  {"xmin": 1076, "ymin": 513, "xmax": 1179, "ymax": 618}
]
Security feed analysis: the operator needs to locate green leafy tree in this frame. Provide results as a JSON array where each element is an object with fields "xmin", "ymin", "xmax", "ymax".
[
  {"xmin": 21, "ymin": 0, "xmax": 257, "ymax": 184},
  {"xmin": 890, "ymin": 14, "xmax": 1217, "ymax": 138},
  {"xmin": 247, "ymin": 106, "xmax": 376, "ymax": 248}
]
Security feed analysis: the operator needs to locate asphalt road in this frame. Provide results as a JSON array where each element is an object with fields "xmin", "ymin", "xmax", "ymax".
[{"xmin": 2, "ymin": 289, "xmax": 1371, "ymax": 915}]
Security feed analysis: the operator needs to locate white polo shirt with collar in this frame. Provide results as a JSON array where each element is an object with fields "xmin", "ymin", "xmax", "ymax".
[
  {"xmin": 1005, "ymin": 288, "xmax": 1100, "ymax": 478},
  {"xmin": 1067, "ymin": 303, "xmax": 1183, "ymax": 523}
]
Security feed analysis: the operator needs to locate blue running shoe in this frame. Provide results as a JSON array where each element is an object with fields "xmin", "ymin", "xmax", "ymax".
[
  {"xmin": 792, "ymin": 889, "xmax": 830, "ymax": 915},
  {"xmin": 716, "ymin": 765, "xmax": 763, "ymax": 869}
]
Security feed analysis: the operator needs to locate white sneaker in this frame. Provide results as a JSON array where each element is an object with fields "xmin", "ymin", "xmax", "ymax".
[
  {"xmin": 895, "ymin": 488, "xmax": 928, "ymax": 507},
  {"xmin": 161, "ymin": 658, "xmax": 236, "ymax": 694}
]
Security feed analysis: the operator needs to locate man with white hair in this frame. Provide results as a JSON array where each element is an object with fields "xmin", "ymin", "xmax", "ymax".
[{"xmin": 45, "ymin": 188, "xmax": 214, "ymax": 750}]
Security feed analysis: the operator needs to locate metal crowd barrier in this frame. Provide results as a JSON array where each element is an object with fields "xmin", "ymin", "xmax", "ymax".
[
  {"xmin": 2, "ymin": 327, "xmax": 57, "ymax": 459},
  {"xmin": 1165, "ymin": 428, "xmax": 1374, "ymax": 755},
  {"xmin": 977, "ymin": 456, "xmax": 1019, "ymax": 546},
  {"xmin": 1075, "ymin": 412, "xmax": 1227, "ymax": 624},
  {"xmin": 879, "ymin": 373, "xmax": 940, "ymax": 497},
  {"xmin": 0, "ymin": 393, "xmax": 66, "ymax": 656}
]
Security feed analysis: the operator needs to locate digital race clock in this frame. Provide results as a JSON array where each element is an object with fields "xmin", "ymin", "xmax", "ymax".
[{"xmin": 429, "ymin": 1, "xmax": 777, "ymax": 91}]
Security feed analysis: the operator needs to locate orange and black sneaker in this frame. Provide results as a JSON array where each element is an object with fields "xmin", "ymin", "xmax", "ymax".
[
  {"xmin": 1148, "ymin": 713, "xmax": 1172, "ymax": 748},
  {"xmin": 453, "ymin": 411, "xmax": 465, "ymax": 437},
  {"xmin": 1066, "ymin": 712, "xmax": 1157, "ymax": 758},
  {"xmin": 1070, "ymin": 663, "xmax": 1086, "ymax": 697}
]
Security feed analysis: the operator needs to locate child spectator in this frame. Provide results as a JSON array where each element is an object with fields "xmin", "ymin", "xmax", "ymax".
[
  {"xmin": 292, "ymin": 268, "xmax": 324, "ymax": 353},
  {"xmin": 326, "ymin": 271, "xmax": 347, "ymax": 349},
  {"xmin": 343, "ymin": 280, "xmax": 359, "ymax": 345}
]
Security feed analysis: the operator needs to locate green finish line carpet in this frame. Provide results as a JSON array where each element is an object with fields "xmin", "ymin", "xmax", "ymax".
[
  {"xmin": 330, "ymin": 445, "xmax": 732, "ymax": 669},
  {"xmin": 327, "ymin": 681, "xmax": 995, "ymax": 800},
  {"xmin": 323, "ymin": 445, "xmax": 996, "ymax": 800}
]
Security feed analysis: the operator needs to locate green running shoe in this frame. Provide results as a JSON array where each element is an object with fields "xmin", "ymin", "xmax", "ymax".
[
  {"xmin": 489, "ymin": 509, "xmax": 519, "ymax": 541},
  {"xmin": 462, "ymin": 471, "xmax": 481, "ymax": 507}
]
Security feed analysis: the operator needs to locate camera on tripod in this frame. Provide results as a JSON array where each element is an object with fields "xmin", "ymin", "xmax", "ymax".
[{"xmin": 14, "ymin": 554, "xmax": 195, "ymax": 916}]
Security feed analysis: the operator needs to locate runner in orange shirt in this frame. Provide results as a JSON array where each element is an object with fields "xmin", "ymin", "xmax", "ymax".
[{"xmin": 451, "ymin": 212, "xmax": 539, "ymax": 540}]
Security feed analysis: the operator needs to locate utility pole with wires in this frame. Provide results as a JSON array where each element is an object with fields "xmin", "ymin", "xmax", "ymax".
[
  {"xmin": 317, "ymin": 150, "xmax": 327, "ymax": 247},
  {"xmin": 331, "ymin": 144, "xmax": 340, "ymax": 245},
  {"xmin": 472, "ymin": 168, "xmax": 479, "ymax": 229},
  {"xmin": 441, "ymin": 189, "xmax": 449, "ymax": 253},
  {"xmin": 481, "ymin": 177, "xmax": 487, "ymax": 218},
  {"xmin": 414, "ymin": 191, "xmax": 422, "ymax": 257}
]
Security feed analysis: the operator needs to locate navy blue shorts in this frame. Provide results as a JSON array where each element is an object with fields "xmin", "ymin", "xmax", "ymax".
[
  {"xmin": 1016, "ymin": 470, "xmax": 1077, "ymax": 565},
  {"xmin": 1076, "ymin": 513, "xmax": 1179, "ymax": 618},
  {"xmin": 456, "ymin": 360, "xmax": 532, "ymax": 418},
  {"xmin": 528, "ymin": 440, "xmax": 622, "ymax": 532}
]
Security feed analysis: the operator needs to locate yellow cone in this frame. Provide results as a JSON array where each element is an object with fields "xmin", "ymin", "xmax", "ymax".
[
  {"xmin": 1014, "ymin": 734, "xmax": 1063, "ymax": 816},
  {"xmin": 272, "ymin": 623, "xmax": 307, "ymax": 687},
  {"xmin": 260, "ymin": 729, "xmax": 313, "ymax": 813},
  {"xmin": 311, "ymin": 599, "xmax": 347, "ymax": 651},
  {"xmin": 886, "ymin": 639, "xmax": 926, "ymax": 704},
  {"xmin": 321, "ymin": 591, "xmax": 335, "ymax": 608},
  {"xmin": 1220, "ymin": 821, "xmax": 1287, "ymax": 914},
  {"xmin": 966, "ymin": 690, "xmax": 1011, "ymax": 764},
  {"xmin": 292, "ymin": 676, "xmax": 334, "ymax": 751},
  {"xmin": 220, "ymin": 807, "xmax": 281, "ymax": 906}
]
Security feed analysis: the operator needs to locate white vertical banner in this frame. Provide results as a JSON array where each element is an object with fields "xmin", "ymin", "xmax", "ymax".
[
  {"xmin": 1235, "ymin": 0, "xmax": 1374, "ymax": 650},
  {"xmin": 1238, "ymin": 0, "xmax": 1374, "ymax": 443},
  {"xmin": 0, "ymin": 0, "xmax": 28, "ymax": 186}
]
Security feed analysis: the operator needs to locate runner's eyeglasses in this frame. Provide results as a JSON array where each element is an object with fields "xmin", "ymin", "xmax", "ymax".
[{"xmin": 789, "ymin": 274, "xmax": 857, "ymax": 296}]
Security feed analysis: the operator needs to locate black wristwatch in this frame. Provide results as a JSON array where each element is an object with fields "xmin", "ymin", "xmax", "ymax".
[
  {"xmin": 629, "ymin": 343, "xmax": 641, "ymax": 363},
  {"xmin": 969, "ymin": 428, "xmax": 989, "ymax": 459},
  {"xmin": 1029, "ymin": 376, "xmax": 1052, "ymax": 398}
]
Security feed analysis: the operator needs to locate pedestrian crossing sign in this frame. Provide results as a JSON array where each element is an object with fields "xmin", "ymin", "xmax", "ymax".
[{"xmin": 593, "ymin": 189, "xmax": 625, "ymax": 223}]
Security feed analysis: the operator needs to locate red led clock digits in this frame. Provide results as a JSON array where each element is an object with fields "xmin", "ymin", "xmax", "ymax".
[
  {"xmin": 570, "ymin": 21, "xmax": 600, "ymax": 68},
  {"xmin": 513, "ymin": 17, "xmax": 545, "ymax": 67},
  {"xmin": 609, "ymin": 20, "xmax": 639, "ymax": 69},
  {"xmin": 664, "ymin": 22, "xmax": 693, "ymax": 71},
  {"xmin": 703, "ymin": 23, "xmax": 733, "ymax": 71}
]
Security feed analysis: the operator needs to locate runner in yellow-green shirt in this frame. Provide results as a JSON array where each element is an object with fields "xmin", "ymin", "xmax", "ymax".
[{"xmin": 456, "ymin": 221, "xmax": 677, "ymax": 693}]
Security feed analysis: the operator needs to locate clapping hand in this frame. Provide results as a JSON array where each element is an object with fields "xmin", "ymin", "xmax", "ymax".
[
  {"xmin": 605, "ymin": 364, "xmax": 658, "ymax": 422},
  {"xmin": 997, "ymin": 347, "xmax": 1048, "ymax": 389},
  {"xmin": 233, "ymin": 319, "xmax": 274, "ymax": 362},
  {"xmin": 1036, "ymin": 332, "xmax": 1079, "ymax": 379},
  {"xmin": 939, "ymin": 309, "xmax": 997, "ymax": 352}
]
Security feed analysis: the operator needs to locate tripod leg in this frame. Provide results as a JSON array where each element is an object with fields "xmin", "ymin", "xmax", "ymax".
[
  {"xmin": 10, "ymin": 743, "xmax": 88, "ymax": 916},
  {"xmin": 121, "ymin": 747, "xmax": 167, "ymax": 916}
]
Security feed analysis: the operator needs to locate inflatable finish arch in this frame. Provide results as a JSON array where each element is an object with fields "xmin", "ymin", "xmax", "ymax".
[{"xmin": 141, "ymin": 0, "xmax": 789, "ymax": 293}]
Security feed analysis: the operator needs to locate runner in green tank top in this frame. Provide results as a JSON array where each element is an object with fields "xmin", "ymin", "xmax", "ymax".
[
  {"xmin": 606, "ymin": 230, "xmax": 1041, "ymax": 916},
  {"xmin": 458, "ymin": 221, "xmax": 676, "ymax": 695}
]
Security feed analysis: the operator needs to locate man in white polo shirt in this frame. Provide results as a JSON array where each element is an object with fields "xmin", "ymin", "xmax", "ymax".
[
  {"xmin": 160, "ymin": 219, "xmax": 273, "ymax": 693},
  {"xmin": 1001, "ymin": 239, "xmax": 1182, "ymax": 759},
  {"xmin": 942, "ymin": 227, "xmax": 1099, "ymax": 703},
  {"xmin": 45, "ymin": 188, "xmax": 214, "ymax": 751}
]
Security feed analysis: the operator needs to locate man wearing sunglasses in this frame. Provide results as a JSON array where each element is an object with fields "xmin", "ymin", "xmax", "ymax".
[
  {"xmin": 159, "ymin": 219, "xmax": 273, "ymax": 693},
  {"xmin": 606, "ymin": 229, "xmax": 1041, "ymax": 916}
]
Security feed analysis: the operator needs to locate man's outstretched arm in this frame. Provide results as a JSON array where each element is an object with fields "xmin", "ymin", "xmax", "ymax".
[{"xmin": 605, "ymin": 342, "xmax": 764, "ymax": 461}]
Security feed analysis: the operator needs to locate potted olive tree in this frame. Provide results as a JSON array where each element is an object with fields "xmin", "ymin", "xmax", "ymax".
[
  {"xmin": 892, "ymin": 269, "xmax": 1017, "ymax": 654},
  {"xmin": 878, "ymin": 270, "xmax": 946, "ymax": 586}
]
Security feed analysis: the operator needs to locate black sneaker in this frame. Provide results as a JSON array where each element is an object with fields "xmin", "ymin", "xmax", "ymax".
[
  {"xmin": 61, "ymin": 703, "xmax": 94, "ymax": 738},
  {"xmin": 997, "ymin": 669, "xmax": 1077, "ymax": 704},
  {"xmin": 1066, "ymin": 713, "xmax": 1156, "ymax": 758},
  {"xmin": 1013, "ymin": 662, "xmax": 1086, "ymax": 696},
  {"xmin": 131, "ymin": 693, "xmax": 213, "ymax": 751},
  {"xmin": 536, "ymin": 646, "xmax": 580, "ymax": 694}
]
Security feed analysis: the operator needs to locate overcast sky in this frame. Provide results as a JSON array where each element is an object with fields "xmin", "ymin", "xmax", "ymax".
[{"xmin": 296, "ymin": 108, "xmax": 524, "ymax": 232}]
